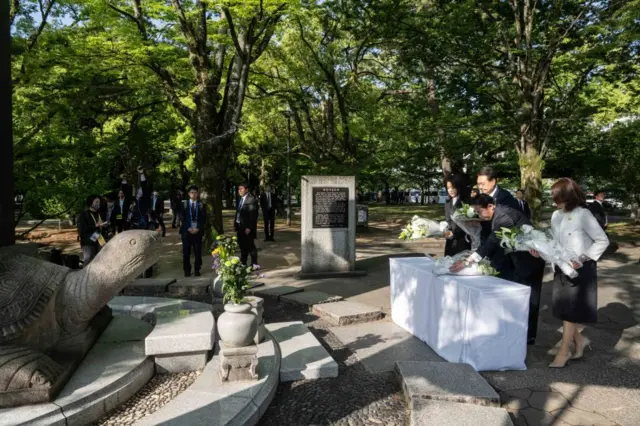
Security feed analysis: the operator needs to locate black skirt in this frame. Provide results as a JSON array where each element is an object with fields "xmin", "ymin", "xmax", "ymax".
[{"xmin": 552, "ymin": 260, "xmax": 598, "ymax": 323}]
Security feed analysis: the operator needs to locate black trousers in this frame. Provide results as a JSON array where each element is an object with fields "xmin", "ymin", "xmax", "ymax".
[
  {"xmin": 182, "ymin": 232, "xmax": 203, "ymax": 273},
  {"xmin": 156, "ymin": 215, "xmax": 166, "ymax": 236},
  {"xmin": 237, "ymin": 230, "xmax": 258, "ymax": 266},
  {"xmin": 512, "ymin": 255, "xmax": 546, "ymax": 342},
  {"xmin": 262, "ymin": 208, "xmax": 275, "ymax": 240},
  {"xmin": 115, "ymin": 220, "xmax": 128, "ymax": 234}
]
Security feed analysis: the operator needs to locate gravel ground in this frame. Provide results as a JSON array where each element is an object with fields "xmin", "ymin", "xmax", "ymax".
[
  {"xmin": 97, "ymin": 292, "xmax": 408, "ymax": 426},
  {"xmin": 93, "ymin": 370, "xmax": 200, "ymax": 425}
]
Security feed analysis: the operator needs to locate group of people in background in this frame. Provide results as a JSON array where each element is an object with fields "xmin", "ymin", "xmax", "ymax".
[{"xmin": 444, "ymin": 166, "xmax": 610, "ymax": 368}]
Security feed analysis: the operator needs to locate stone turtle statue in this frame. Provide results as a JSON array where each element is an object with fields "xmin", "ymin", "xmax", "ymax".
[{"xmin": 0, "ymin": 230, "xmax": 161, "ymax": 407}]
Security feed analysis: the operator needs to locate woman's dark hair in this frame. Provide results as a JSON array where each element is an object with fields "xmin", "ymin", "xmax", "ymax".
[
  {"xmin": 445, "ymin": 173, "xmax": 470, "ymax": 199},
  {"xmin": 472, "ymin": 193, "xmax": 496, "ymax": 208},
  {"xmin": 477, "ymin": 166, "xmax": 498, "ymax": 181},
  {"xmin": 551, "ymin": 178, "xmax": 586, "ymax": 211},
  {"xmin": 86, "ymin": 195, "xmax": 101, "ymax": 207}
]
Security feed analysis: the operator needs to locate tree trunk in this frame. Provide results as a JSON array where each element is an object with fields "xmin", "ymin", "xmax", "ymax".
[
  {"xmin": 519, "ymin": 146, "xmax": 544, "ymax": 223},
  {"xmin": 0, "ymin": 1, "xmax": 14, "ymax": 247}
]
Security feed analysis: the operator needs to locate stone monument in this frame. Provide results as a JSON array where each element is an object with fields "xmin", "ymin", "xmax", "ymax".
[
  {"xmin": 0, "ymin": 231, "xmax": 161, "ymax": 407},
  {"xmin": 300, "ymin": 176, "xmax": 364, "ymax": 278}
]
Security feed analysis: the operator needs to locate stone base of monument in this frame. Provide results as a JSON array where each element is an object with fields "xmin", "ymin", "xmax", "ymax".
[
  {"xmin": 0, "ymin": 306, "xmax": 113, "ymax": 408},
  {"xmin": 297, "ymin": 270, "xmax": 367, "ymax": 279},
  {"xmin": 219, "ymin": 342, "xmax": 259, "ymax": 381}
]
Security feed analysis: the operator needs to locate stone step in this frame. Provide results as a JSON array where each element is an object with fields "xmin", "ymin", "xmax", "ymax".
[
  {"xmin": 266, "ymin": 321, "xmax": 338, "ymax": 382},
  {"xmin": 312, "ymin": 300, "xmax": 384, "ymax": 326},
  {"xmin": 168, "ymin": 276, "xmax": 211, "ymax": 296},
  {"xmin": 396, "ymin": 361, "xmax": 500, "ymax": 408},
  {"xmin": 280, "ymin": 290, "xmax": 343, "ymax": 306},
  {"xmin": 411, "ymin": 400, "xmax": 513, "ymax": 426},
  {"xmin": 125, "ymin": 278, "xmax": 176, "ymax": 295},
  {"xmin": 248, "ymin": 285, "xmax": 303, "ymax": 299}
]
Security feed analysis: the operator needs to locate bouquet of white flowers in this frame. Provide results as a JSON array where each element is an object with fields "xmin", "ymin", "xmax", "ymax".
[
  {"xmin": 432, "ymin": 250, "xmax": 499, "ymax": 276},
  {"xmin": 399, "ymin": 216, "xmax": 449, "ymax": 240},
  {"xmin": 451, "ymin": 203, "xmax": 483, "ymax": 250},
  {"xmin": 495, "ymin": 225, "xmax": 581, "ymax": 278}
]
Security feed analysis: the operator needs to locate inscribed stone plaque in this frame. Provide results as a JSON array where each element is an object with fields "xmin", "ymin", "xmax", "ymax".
[{"xmin": 312, "ymin": 187, "xmax": 349, "ymax": 229}]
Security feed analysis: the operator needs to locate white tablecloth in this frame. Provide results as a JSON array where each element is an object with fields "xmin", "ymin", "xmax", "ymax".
[{"xmin": 390, "ymin": 257, "xmax": 531, "ymax": 371}]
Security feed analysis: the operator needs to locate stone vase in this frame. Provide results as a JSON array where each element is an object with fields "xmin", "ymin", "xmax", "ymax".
[
  {"xmin": 217, "ymin": 303, "xmax": 257, "ymax": 348},
  {"xmin": 245, "ymin": 296, "xmax": 266, "ymax": 344}
]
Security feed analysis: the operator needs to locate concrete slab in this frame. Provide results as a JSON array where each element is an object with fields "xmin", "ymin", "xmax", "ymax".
[
  {"xmin": 155, "ymin": 352, "xmax": 208, "ymax": 374},
  {"xmin": 266, "ymin": 321, "xmax": 338, "ymax": 382},
  {"xmin": 280, "ymin": 290, "xmax": 343, "ymax": 305},
  {"xmin": 169, "ymin": 276, "xmax": 211, "ymax": 296},
  {"xmin": 411, "ymin": 399, "xmax": 513, "ymax": 426},
  {"xmin": 0, "ymin": 403, "xmax": 66, "ymax": 426},
  {"xmin": 97, "ymin": 315, "xmax": 153, "ymax": 343},
  {"xmin": 248, "ymin": 285, "xmax": 303, "ymax": 298},
  {"xmin": 145, "ymin": 311, "xmax": 215, "ymax": 356},
  {"xmin": 126, "ymin": 278, "xmax": 176, "ymax": 294},
  {"xmin": 312, "ymin": 300, "xmax": 384, "ymax": 325},
  {"xmin": 396, "ymin": 361, "xmax": 500, "ymax": 407},
  {"xmin": 55, "ymin": 340, "xmax": 154, "ymax": 426},
  {"xmin": 329, "ymin": 321, "xmax": 443, "ymax": 373}
]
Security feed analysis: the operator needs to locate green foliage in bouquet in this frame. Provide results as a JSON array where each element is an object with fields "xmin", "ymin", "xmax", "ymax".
[
  {"xmin": 453, "ymin": 203, "xmax": 479, "ymax": 219},
  {"xmin": 211, "ymin": 235, "xmax": 259, "ymax": 304},
  {"xmin": 398, "ymin": 223, "xmax": 427, "ymax": 240}
]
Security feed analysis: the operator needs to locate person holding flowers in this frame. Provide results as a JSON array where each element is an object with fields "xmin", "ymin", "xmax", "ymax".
[
  {"xmin": 450, "ymin": 194, "xmax": 545, "ymax": 345},
  {"xmin": 538, "ymin": 178, "xmax": 609, "ymax": 368},
  {"xmin": 444, "ymin": 173, "xmax": 472, "ymax": 256}
]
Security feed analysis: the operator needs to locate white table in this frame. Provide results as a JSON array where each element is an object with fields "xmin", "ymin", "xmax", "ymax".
[{"xmin": 390, "ymin": 257, "xmax": 531, "ymax": 371}]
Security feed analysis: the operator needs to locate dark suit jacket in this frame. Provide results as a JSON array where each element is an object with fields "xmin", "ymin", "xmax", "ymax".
[
  {"xmin": 150, "ymin": 197, "xmax": 164, "ymax": 218},
  {"xmin": 481, "ymin": 186, "xmax": 521, "ymax": 241},
  {"xmin": 259, "ymin": 192, "xmax": 278, "ymax": 212},
  {"xmin": 78, "ymin": 210, "xmax": 102, "ymax": 246},
  {"xmin": 235, "ymin": 194, "xmax": 259, "ymax": 237},
  {"xmin": 476, "ymin": 205, "xmax": 542, "ymax": 281},
  {"xmin": 111, "ymin": 198, "xmax": 130, "ymax": 223},
  {"xmin": 179, "ymin": 199, "xmax": 206, "ymax": 236},
  {"xmin": 444, "ymin": 197, "xmax": 471, "ymax": 256},
  {"xmin": 518, "ymin": 199, "xmax": 532, "ymax": 219},
  {"xmin": 588, "ymin": 201, "xmax": 607, "ymax": 230}
]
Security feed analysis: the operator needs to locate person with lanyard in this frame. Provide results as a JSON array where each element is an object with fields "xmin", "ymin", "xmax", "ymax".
[
  {"xmin": 180, "ymin": 185, "xmax": 206, "ymax": 277},
  {"xmin": 78, "ymin": 195, "xmax": 107, "ymax": 265},
  {"xmin": 112, "ymin": 189, "xmax": 130, "ymax": 234},
  {"xmin": 235, "ymin": 183, "xmax": 259, "ymax": 266}
]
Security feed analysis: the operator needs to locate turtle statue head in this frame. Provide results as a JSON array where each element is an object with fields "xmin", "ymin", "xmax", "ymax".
[{"xmin": 89, "ymin": 230, "xmax": 162, "ymax": 279}]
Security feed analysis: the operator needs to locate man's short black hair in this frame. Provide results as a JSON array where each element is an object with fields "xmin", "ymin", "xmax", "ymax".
[
  {"xmin": 595, "ymin": 189, "xmax": 605, "ymax": 196},
  {"xmin": 238, "ymin": 182, "xmax": 249, "ymax": 189},
  {"xmin": 472, "ymin": 193, "xmax": 496, "ymax": 208},
  {"xmin": 477, "ymin": 166, "xmax": 498, "ymax": 181},
  {"xmin": 516, "ymin": 189, "xmax": 524, "ymax": 193},
  {"xmin": 187, "ymin": 185, "xmax": 199, "ymax": 192}
]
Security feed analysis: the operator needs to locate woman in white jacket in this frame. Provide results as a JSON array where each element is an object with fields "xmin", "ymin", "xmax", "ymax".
[{"xmin": 542, "ymin": 178, "xmax": 609, "ymax": 368}]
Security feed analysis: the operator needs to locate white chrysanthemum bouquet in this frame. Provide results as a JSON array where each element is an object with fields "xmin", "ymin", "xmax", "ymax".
[
  {"xmin": 399, "ymin": 216, "xmax": 449, "ymax": 240},
  {"xmin": 432, "ymin": 250, "xmax": 499, "ymax": 276},
  {"xmin": 451, "ymin": 203, "xmax": 483, "ymax": 250}
]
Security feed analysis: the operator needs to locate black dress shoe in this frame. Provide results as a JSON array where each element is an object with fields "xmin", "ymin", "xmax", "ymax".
[
  {"xmin": 184, "ymin": 272, "xmax": 191, "ymax": 277},
  {"xmin": 195, "ymin": 271, "xmax": 201, "ymax": 277}
]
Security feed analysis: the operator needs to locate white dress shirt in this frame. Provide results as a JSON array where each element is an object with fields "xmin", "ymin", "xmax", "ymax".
[
  {"xmin": 551, "ymin": 206, "xmax": 609, "ymax": 261},
  {"xmin": 236, "ymin": 195, "xmax": 247, "ymax": 224}
]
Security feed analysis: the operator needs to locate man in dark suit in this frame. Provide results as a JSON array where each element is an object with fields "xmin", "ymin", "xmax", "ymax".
[
  {"xmin": 150, "ymin": 190, "xmax": 166, "ymax": 237},
  {"xmin": 179, "ymin": 185, "xmax": 206, "ymax": 277},
  {"xmin": 235, "ymin": 183, "xmax": 259, "ymax": 266},
  {"xmin": 515, "ymin": 189, "xmax": 531, "ymax": 219},
  {"xmin": 260, "ymin": 185, "xmax": 278, "ymax": 242},
  {"xmin": 588, "ymin": 190, "xmax": 607, "ymax": 230},
  {"xmin": 111, "ymin": 189, "xmax": 130, "ymax": 234},
  {"xmin": 450, "ymin": 194, "xmax": 545, "ymax": 345},
  {"xmin": 171, "ymin": 190, "xmax": 183, "ymax": 229},
  {"xmin": 477, "ymin": 166, "xmax": 520, "ymax": 242}
]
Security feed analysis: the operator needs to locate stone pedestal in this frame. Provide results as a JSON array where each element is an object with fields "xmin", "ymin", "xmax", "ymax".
[
  {"xmin": 246, "ymin": 296, "xmax": 266, "ymax": 344},
  {"xmin": 300, "ymin": 176, "xmax": 362, "ymax": 278},
  {"xmin": 218, "ymin": 342, "xmax": 259, "ymax": 382}
]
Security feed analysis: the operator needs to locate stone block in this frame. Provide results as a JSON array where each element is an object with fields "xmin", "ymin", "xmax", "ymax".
[
  {"xmin": 280, "ymin": 290, "xmax": 344, "ymax": 305},
  {"xmin": 396, "ymin": 361, "xmax": 500, "ymax": 408},
  {"xmin": 301, "ymin": 176, "xmax": 356, "ymax": 274},
  {"xmin": 329, "ymin": 322, "xmax": 443, "ymax": 373},
  {"xmin": 266, "ymin": 321, "xmax": 338, "ymax": 382},
  {"xmin": 312, "ymin": 300, "xmax": 384, "ymax": 326},
  {"xmin": 168, "ymin": 276, "xmax": 211, "ymax": 296},
  {"xmin": 411, "ymin": 399, "xmax": 513, "ymax": 426},
  {"xmin": 0, "ymin": 403, "xmax": 66, "ymax": 426},
  {"xmin": 219, "ymin": 342, "xmax": 259, "ymax": 382},
  {"xmin": 145, "ymin": 311, "xmax": 215, "ymax": 356},
  {"xmin": 126, "ymin": 278, "xmax": 176, "ymax": 295},
  {"xmin": 97, "ymin": 315, "xmax": 153, "ymax": 343},
  {"xmin": 155, "ymin": 351, "xmax": 208, "ymax": 373},
  {"xmin": 249, "ymin": 285, "xmax": 304, "ymax": 298}
]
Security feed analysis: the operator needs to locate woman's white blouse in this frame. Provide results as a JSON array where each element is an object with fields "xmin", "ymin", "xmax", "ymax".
[{"xmin": 551, "ymin": 207, "xmax": 609, "ymax": 261}]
